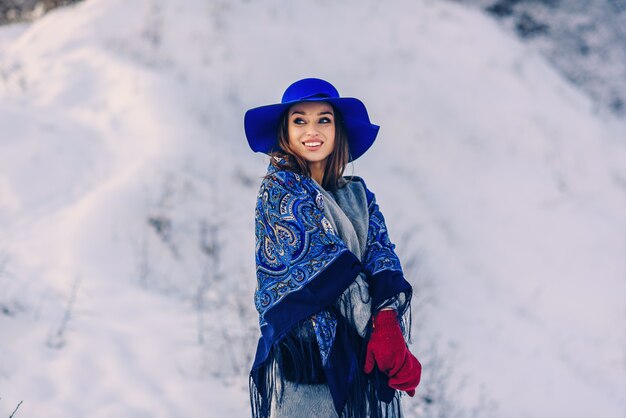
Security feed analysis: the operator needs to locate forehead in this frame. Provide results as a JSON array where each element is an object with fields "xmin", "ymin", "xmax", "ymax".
[{"xmin": 289, "ymin": 101, "xmax": 334, "ymax": 114}]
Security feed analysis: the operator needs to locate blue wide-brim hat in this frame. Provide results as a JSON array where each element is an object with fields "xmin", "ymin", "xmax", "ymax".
[{"xmin": 244, "ymin": 78, "xmax": 380, "ymax": 162}]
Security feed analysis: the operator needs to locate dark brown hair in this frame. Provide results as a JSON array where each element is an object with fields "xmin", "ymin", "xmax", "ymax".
[{"xmin": 268, "ymin": 104, "xmax": 351, "ymax": 190}]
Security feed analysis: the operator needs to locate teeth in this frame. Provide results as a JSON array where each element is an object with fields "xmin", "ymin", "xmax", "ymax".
[{"xmin": 304, "ymin": 142, "xmax": 322, "ymax": 147}]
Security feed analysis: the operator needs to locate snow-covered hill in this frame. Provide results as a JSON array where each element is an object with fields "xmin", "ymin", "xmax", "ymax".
[
  {"xmin": 455, "ymin": 0, "xmax": 626, "ymax": 117},
  {"xmin": 1, "ymin": 0, "xmax": 625, "ymax": 417}
]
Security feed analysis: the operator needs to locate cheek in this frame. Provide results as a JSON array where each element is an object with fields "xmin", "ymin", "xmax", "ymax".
[
  {"xmin": 326, "ymin": 126, "xmax": 336, "ymax": 142},
  {"xmin": 287, "ymin": 127, "xmax": 300, "ymax": 145}
]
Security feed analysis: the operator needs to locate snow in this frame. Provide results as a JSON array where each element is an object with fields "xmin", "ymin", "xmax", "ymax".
[
  {"xmin": 454, "ymin": 0, "xmax": 626, "ymax": 117},
  {"xmin": 1, "ymin": 0, "xmax": 626, "ymax": 417}
]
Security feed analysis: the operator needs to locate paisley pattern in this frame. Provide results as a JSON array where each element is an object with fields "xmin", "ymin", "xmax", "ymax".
[
  {"xmin": 254, "ymin": 162, "xmax": 405, "ymax": 366},
  {"xmin": 362, "ymin": 190, "xmax": 403, "ymax": 277},
  {"xmin": 255, "ymin": 169, "xmax": 345, "ymax": 322},
  {"xmin": 311, "ymin": 310, "xmax": 337, "ymax": 365},
  {"xmin": 251, "ymin": 161, "xmax": 413, "ymax": 418}
]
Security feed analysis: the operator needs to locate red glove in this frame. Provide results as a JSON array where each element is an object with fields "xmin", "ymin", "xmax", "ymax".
[{"xmin": 364, "ymin": 309, "xmax": 422, "ymax": 396}]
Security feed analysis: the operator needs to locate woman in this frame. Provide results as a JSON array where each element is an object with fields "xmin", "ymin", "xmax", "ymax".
[{"xmin": 244, "ymin": 78, "xmax": 421, "ymax": 418}]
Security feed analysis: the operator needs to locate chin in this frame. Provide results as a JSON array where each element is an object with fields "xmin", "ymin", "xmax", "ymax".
[{"xmin": 304, "ymin": 155, "xmax": 330, "ymax": 163}]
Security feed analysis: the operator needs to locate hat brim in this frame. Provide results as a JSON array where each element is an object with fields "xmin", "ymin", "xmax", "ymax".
[{"xmin": 244, "ymin": 97, "xmax": 379, "ymax": 162}]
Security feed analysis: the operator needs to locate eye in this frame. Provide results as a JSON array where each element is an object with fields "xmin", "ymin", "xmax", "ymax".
[
  {"xmin": 292, "ymin": 117, "xmax": 306, "ymax": 125},
  {"xmin": 319, "ymin": 117, "xmax": 333, "ymax": 124}
]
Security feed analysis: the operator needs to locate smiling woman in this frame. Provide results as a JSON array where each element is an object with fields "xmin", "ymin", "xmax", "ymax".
[
  {"xmin": 244, "ymin": 78, "xmax": 421, "ymax": 418},
  {"xmin": 286, "ymin": 102, "xmax": 336, "ymax": 181},
  {"xmin": 273, "ymin": 100, "xmax": 349, "ymax": 189}
]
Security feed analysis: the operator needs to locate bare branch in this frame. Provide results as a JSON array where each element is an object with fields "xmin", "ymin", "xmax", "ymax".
[
  {"xmin": 47, "ymin": 275, "xmax": 82, "ymax": 349},
  {"xmin": 9, "ymin": 400, "xmax": 23, "ymax": 418}
]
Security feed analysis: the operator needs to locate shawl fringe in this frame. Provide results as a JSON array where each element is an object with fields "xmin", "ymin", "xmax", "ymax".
[{"xmin": 250, "ymin": 285, "xmax": 408, "ymax": 418}]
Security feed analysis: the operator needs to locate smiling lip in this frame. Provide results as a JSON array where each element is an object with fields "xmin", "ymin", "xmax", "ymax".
[{"xmin": 303, "ymin": 140, "xmax": 323, "ymax": 149}]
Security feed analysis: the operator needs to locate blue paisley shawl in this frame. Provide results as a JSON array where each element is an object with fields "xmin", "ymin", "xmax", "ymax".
[{"xmin": 250, "ymin": 161, "xmax": 412, "ymax": 418}]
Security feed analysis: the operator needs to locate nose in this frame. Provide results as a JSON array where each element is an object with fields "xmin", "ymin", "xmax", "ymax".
[{"xmin": 305, "ymin": 125, "xmax": 320, "ymax": 137}]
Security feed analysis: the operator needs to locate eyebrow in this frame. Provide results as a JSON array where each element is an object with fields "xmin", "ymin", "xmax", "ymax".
[{"xmin": 290, "ymin": 110, "xmax": 334, "ymax": 116}]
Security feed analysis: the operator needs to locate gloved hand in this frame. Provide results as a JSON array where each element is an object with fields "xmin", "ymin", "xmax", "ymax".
[{"xmin": 364, "ymin": 309, "xmax": 422, "ymax": 396}]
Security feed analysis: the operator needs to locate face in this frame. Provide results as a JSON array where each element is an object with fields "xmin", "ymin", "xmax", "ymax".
[{"xmin": 287, "ymin": 101, "xmax": 336, "ymax": 168}]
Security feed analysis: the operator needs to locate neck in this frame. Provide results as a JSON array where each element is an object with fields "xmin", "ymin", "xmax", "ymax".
[{"xmin": 309, "ymin": 161, "xmax": 326, "ymax": 186}]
